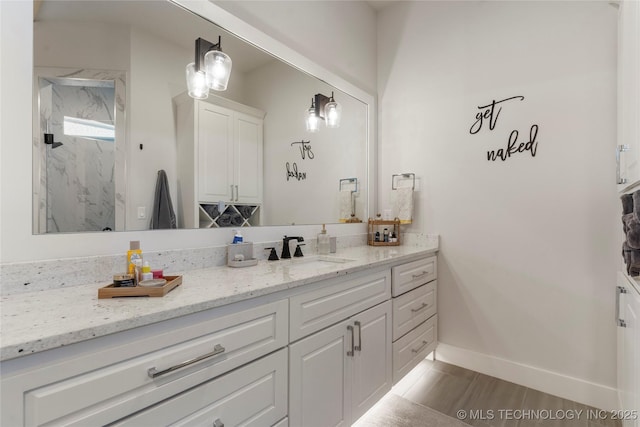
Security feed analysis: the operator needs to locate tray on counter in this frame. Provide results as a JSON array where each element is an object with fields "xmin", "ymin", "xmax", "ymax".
[{"xmin": 98, "ymin": 275, "xmax": 182, "ymax": 299}]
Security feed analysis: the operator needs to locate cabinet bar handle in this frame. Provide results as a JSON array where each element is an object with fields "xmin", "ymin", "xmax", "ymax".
[
  {"xmin": 616, "ymin": 285, "xmax": 628, "ymax": 328},
  {"xmin": 617, "ymin": 145, "xmax": 630, "ymax": 185},
  {"xmin": 411, "ymin": 302, "xmax": 429, "ymax": 313},
  {"xmin": 235, "ymin": 185, "xmax": 239, "ymax": 201},
  {"xmin": 347, "ymin": 325, "xmax": 355, "ymax": 356},
  {"xmin": 213, "ymin": 419, "xmax": 224, "ymax": 427},
  {"xmin": 147, "ymin": 344, "xmax": 226, "ymax": 379},
  {"xmin": 412, "ymin": 271, "xmax": 428, "ymax": 279},
  {"xmin": 230, "ymin": 185, "xmax": 234, "ymax": 201},
  {"xmin": 354, "ymin": 321, "xmax": 362, "ymax": 352},
  {"xmin": 411, "ymin": 340, "xmax": 430, "ymax": 354}
]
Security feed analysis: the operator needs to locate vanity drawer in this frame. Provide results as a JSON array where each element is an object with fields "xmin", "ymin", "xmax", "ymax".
[
  {"xmin": 24, "ymin": 299, "xmax": 288, "ymax": 427},
  {"xmin": 392, "ymin": 280, "xmax": 437, "ymax": 341},
  {"xmin": 392, "ymin": 315, "xmax": 437, "ymax": 384},
  {"xmin": 113, "ymin": 348, "xmax": 288, "ymax": 427},
  {"xmin": 391, "ymin": 256, "xmax": 437, "ymax": 297},
  {"xmin": 289, "ymin": 269, "xmax": 391, "ymax": 342}
]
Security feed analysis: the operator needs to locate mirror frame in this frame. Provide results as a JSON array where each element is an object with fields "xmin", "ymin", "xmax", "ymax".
[{"xmin": 1, "ymin": 0, "xmax": 376, "ymax": 263}]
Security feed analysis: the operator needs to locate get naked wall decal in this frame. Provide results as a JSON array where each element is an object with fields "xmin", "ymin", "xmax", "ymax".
[
  {"xmin": 285, "ymin": 140, "xmax": 314, "ymax": 181},
  {"xmin": 468, "ymin": 95, "xmax": 540, "ymax": 162}
]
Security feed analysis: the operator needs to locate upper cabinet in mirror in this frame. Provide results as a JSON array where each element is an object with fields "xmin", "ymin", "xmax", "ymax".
[{"xmin": 32, "ymin": 0, "xmax": 368, "ymax": 234}]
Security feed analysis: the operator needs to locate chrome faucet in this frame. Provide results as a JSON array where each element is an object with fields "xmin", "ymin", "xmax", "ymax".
[{"xmin": 281, "ymin": 235, "xmax": 304, "ymax": 259}]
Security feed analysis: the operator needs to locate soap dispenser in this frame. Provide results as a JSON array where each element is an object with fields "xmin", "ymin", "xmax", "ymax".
[{"xmin": 318, "ymin": 224, "xmax": 330, "ymax": 255}]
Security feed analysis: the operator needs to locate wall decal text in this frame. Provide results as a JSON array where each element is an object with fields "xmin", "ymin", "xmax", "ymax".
[
  {"xmin": 286, "ymin": 162, "xmax": 307, "ymax": 181},
  {"xmin": 468, "ymin": 95, "xmax": 540, "ymax": 162},
  {"xmin": 291, "ymin": 140, "xmax": 314, "ymax": 160}
]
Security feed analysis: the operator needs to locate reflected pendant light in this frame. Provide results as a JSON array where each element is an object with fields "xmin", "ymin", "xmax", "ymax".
[
  {"xmin": 186, "ymin": 62, "xmax": 208, "ymax": 99},
  {"xmin": 305, "ymin": 91, "xmax": 341, "ymax": 132},
  {"xmin": 186, "ymin": 36, "xmax": 232, "ymax": 99},
  {"xmin": 306, "ymin": 98, "xmax": 320, "ymax": 132},
  {"xmin": 324, "ymin": 92, "xmax": 342, "ymax": 128}
]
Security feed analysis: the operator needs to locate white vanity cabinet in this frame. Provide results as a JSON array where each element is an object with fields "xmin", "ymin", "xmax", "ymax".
[
  {"xmin": 1, "ymin": 251, "xmax": 440, "ymax": 427},
  {"xmin": 175, "ymin": 92, "xmax": 264, "ymax": 228},
  {"xmin": 617, "ymin": 272, "xmax": 640, "ymax": 427},
  {"xmin": 288, "ymin": 269, "xmax": 393, "ymax": 427},
  {"xmin": 391, "ymin": 255, "xmax": 438, "ymax": 383},
  {"xmin": 0, "ymin": 299, "xmax": 288, "ymax": 426}
]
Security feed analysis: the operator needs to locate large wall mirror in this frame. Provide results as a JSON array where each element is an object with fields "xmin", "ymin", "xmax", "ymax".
[{"xmin": 32, "ymin": 0, "xmax": 369, "ymax": 234}]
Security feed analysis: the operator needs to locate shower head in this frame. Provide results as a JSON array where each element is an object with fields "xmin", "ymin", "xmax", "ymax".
[{"xmin": 51, "ymin": 141, "xmax": 63, "ymax": 149}]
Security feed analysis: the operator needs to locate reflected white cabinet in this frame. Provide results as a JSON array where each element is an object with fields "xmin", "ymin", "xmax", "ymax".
[
  {"xmin": 617, "ymin": 0, "xmax": 640, "ymax": 189},
  {"xmin": 175, "ymin": 92, "xmax": 264, "ymax": 228},
  {"xmin": 289, "ymin": 301, "xmax": 392, "ymax": 427},
  {"xmin": 617, "ymin": 273, "xmax": 640, "ymax": 427}
]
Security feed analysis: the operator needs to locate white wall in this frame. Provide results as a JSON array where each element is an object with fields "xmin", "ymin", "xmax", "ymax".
[
  {"xmin": 377, "ymin": 0, "xmax": 619, "ymax": 409},
  {"xmin": 214, "ymin": 0, "xmax": 377, "ymax": 95},
  {"xmin": 243, "ymin": 60, "xmax": 367, "ymax": 225}
]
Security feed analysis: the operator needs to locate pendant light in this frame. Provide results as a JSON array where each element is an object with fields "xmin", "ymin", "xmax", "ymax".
[
  {"xmin": 305, "ymin": 91, "xmax": 341, "ymax": 132},
  {"xmin": 305, "ymin": 98, "xmax": 320, "ymax": 132},
  {"xmin": 186, "ymin": 37, "xmax": 232, "ymax": 100}
]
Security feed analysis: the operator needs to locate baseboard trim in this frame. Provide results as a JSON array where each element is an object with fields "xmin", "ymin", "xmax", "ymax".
[{"xmin": 435, "ymin": 343, "xmax": 618, "ymax": 411}]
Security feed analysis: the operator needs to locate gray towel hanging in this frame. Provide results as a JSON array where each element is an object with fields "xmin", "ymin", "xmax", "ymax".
[{"xmin": 150, "ymin": 170, "xmax": 177, "ymax": 229}]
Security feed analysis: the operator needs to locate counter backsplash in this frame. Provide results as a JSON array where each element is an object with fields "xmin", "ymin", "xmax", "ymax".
[
  {"xmin": 0, "ymin": 233, "xmax": 436, "ymax": 296},
  {"xmin": 0, "ymin": 234, "xmax": 363, "ymax": 295}
]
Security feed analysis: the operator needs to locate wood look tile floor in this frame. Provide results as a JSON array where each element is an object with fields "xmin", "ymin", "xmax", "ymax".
[{"xmin": 356, "ymin": 358, "xmax": 621, "ymax": 427}]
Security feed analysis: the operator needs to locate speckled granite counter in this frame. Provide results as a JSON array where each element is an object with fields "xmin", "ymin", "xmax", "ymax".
[{"xmin": 0, "ymin": 243, "xmax": 437, "ymax": 361}]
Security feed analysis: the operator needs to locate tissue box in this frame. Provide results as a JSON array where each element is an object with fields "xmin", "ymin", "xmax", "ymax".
[{"xmin": 227, "ymin": 242, "xmax": 258, "ymax": 267}]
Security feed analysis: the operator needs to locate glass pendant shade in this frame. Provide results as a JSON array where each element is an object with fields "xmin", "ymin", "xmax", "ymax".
[
  {"xmin": 306, "ymin": 103, "xmax": 320, "ymax": 133},
  {"xmin": 186, "ymin": 63, "xmax": 208, "ymax": 99},
  {"xmin": 204, "ymin": 50, "xmax": 232, "ymax": 91},
  {"xmin": 325, "ymin": 100, "xmax": 342, "ymax": 128}
]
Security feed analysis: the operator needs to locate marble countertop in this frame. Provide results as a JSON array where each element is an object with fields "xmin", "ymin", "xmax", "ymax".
[{"xmin": 0, "ymin": 244, "xmax": 437, "ymax": 362}]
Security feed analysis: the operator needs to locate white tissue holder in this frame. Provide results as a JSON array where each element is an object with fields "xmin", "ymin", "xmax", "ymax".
[{"xmin": 227, "ymin": 242, "xmax": 258, "ymax": 267}]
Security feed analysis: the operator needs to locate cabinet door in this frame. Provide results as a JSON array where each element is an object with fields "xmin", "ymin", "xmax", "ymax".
[
  {"xmin": 289, "ymin": 320, "xmax": 352, "ymax": 427},
  {"xmin": 198, "ymin": 102, "xmax": 234, "ymax": 202},
  {"xmin": 351, "ymin": 301, "xmax": 392, "ymax": 423},
  {"xmin": 618, "ymin": 0, "xmax": 640, "ymax": 189},
  {"xmin": 235, "ymin": 112, "xmax": 263, "ymax": 204},
  {"xmin": 618, "ymin": 274, "xmax": 640, "ymax": 427}
]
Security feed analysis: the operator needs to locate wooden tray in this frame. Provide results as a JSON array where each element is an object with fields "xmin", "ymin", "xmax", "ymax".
[{"xmin": 98, "ymin": 276, "xmax": 182, "ymax": 299}]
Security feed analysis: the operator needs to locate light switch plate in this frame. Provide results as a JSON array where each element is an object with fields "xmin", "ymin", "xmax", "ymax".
[{"xmin": 137, "ymin": 206, "xmax": 146, "ymax": 219}]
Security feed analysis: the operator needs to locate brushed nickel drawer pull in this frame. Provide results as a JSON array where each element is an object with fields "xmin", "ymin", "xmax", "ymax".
[
  {"xmin": 347, "ymin": 325, "xmax": 355, "ymax": 356},
  {"xmin": 148, "ymin": 344, "xmax": 226, "ymax": 379},
  {"xmin": 213, "ymin": 418, "xmax": 224, "ymax": 427},
  {"xmin": 354, "ymin": 321, "xmax": 362, "ymax": 352},
  {"xmin": 411, "ymin": 302, "xmax": 429, "ymax": 313},
  {"xmin": 412, "ymin": 271, "xmax": 429, "ymax": 279},
  {"xmin": 411, "ymin": 340, "xmax": 429, "ymax": 354}
]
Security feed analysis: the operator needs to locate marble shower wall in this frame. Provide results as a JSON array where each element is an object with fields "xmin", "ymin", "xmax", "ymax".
[
  {"xmin": 47, "ymin": 84, "xmax": 116, "ymax": 232},
  {"xmin": 34, "ymin": 68, "xmax": 127, "ymax": 234}
]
